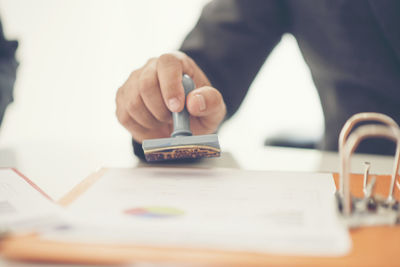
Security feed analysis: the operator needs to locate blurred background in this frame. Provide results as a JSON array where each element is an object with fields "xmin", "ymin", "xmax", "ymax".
[{"xmin": 0, "ymin": 0, "xmax": 324, "ymax": 196}]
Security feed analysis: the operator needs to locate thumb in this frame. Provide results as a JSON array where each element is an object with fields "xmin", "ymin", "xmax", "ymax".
[{"xmin": 186, "ymin": 86, "xmax": 226, "ymax": 118}]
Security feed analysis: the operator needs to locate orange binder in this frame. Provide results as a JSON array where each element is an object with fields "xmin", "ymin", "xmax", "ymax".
[{"xmin": 1, "ymin": 169, "xmax": 399, "ymax": 267}]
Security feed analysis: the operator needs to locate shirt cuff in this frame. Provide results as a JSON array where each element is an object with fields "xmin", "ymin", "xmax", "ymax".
[{"xmin": 132, "ymin": 139, "xmax": 146, "ymax": 161}]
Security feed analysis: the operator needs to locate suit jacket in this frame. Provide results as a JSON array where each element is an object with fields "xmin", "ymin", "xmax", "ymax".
[{"xmin": 180, "ymin": 0, "xmax": 400, "ymax": 155}]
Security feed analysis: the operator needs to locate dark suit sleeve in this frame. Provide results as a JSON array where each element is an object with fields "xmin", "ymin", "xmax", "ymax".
[
  {"xmin": 0, "ymin": 19, "xmax": 18, "ymax": 127},
  {"xmin": 133, "ymin": 0, "xmax": 287, "ymax": 159},
  {"xmin": 133, "ymin": 138, "xmax": 146, "ymax": 160},
  {"xmin": 180, "ymin": 0, "xmax": 288, "ymax": 118}
]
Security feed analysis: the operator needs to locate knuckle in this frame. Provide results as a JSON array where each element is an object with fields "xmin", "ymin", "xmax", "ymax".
[
  {"xmin": 116, "ymin": 111, "xmax": 130, "ymax": 126},
  {"xmin": 171, "ymin": 51, "xmax": 189, "ymax": 62},
  {"xmin": 159, "ymin": 53, "xmax": 179, "ymax": 66},
  {"xmin": 185, "ymin": 63, "xmax": 195, "ymax": 77},
  {"xmin": 128, "ymin": 69, "xmax": 140, "ymax": 79},
  {"xmin": 170, "ymin": 50, "xmax": 185, "ymax": 58},
  {"xmin": 146, "ymin": 57, "xmax": 157, "ymax": 65},
  {"xmin": 159, "ymin": 52, "xmax": 174, "ymax": 61},
  {"xmin": 118, "ymin": 116, "xmax": 128, "ymax": 126},
  {"xmin": 127, "ymin": 95, "xmax": 141, "ymax": 114},
  {"xmin": 180, "ymin": 57, "xmax": 195, "ymax": 75},
  {"xmin": 138, "ymin": 76, "xmax": 155, "ymax": 95}
]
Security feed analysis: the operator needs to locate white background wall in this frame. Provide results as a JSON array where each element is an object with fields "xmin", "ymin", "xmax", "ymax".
[{"xmin": 0, "ymin": 0, "xmax": 323, "ymax": 156}]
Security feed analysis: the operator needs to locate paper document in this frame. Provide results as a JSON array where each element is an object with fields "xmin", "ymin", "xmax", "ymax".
[
  {"xmin": 46, "ymin": 168, "xmax": 351, "ymax": 256},
  {"xmin": 0, "ymin": 169, "xmax": 63, "ymax": 233}
]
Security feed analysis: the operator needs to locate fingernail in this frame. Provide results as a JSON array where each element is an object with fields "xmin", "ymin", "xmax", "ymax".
[
  {"xmin": 195, "ymin": 94, "xmax": 206, "ymax": 112},
  {"xmin": 168, "ymin": 97, "xmax": 181, "ymax": 112}
]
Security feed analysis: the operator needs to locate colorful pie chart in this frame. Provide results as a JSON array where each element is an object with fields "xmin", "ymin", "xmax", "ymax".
[{"xmin": 123, "ymin": 206, "xmax": 184, "ymax": 218}]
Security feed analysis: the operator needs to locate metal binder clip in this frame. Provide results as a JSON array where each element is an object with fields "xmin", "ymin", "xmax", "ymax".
[
  {"xmin": 336, "ymin": 112, "xmax": 400, "ymax": 228},
  {"xmin": 362, "ymin": 162, "xmax": 371, "ymax": 196}
]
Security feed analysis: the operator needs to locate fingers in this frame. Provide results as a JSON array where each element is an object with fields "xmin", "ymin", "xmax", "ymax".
[
  {"xmin": 116, "ymin": 51, "xmax": 221, "ymax": 142},
  {"xmin": 117, "ymin": 68, "xmax": 164, "ymax": 130},
  {"xmin": 116, "ymin": 71, "xmax": 168, "ymax": 141},
  {"xmin": 157, "ymin": 54, "xmax": 185, "ymax": 113},
  {"xmin": 138, "ymin": 59, "xmax": 171, "ymax": 123},
  {"xmin": 116, "ymin": 105, "xmax": 171, "ymax": 143},
  {"xmin": 126, "ymin": 93, "xmax": 162, "ymax": 130}
]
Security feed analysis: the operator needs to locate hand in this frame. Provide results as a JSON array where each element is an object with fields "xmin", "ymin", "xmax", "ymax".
[{"xmin": 116, "ymin": 51, "xmax": 226, "ymax": 143}]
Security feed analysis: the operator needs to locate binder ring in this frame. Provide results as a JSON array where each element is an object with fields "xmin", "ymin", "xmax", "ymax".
[
  {"xmin": 339, "ymin": 113, "xmax": 399, "ymax": 192},
  {"xmin": 339, "ymin": 122, "xmax": 400, "ymax": 216}
]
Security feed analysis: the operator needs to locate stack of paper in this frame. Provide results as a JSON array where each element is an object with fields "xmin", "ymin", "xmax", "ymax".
[{"xmin": 41, "ymin": 168, "xmax": 351, "ymax": 256}]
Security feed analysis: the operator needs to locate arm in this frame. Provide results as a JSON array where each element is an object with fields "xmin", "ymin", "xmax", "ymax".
[{"xmin": 180, "ymin": 0, "xmax": 288, "ymax": 118}]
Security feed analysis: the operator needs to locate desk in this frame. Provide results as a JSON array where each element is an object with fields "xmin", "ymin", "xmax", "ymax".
[{"xmin": 0, "ymin": 140, "xmax": 396, "ymax": 267}]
